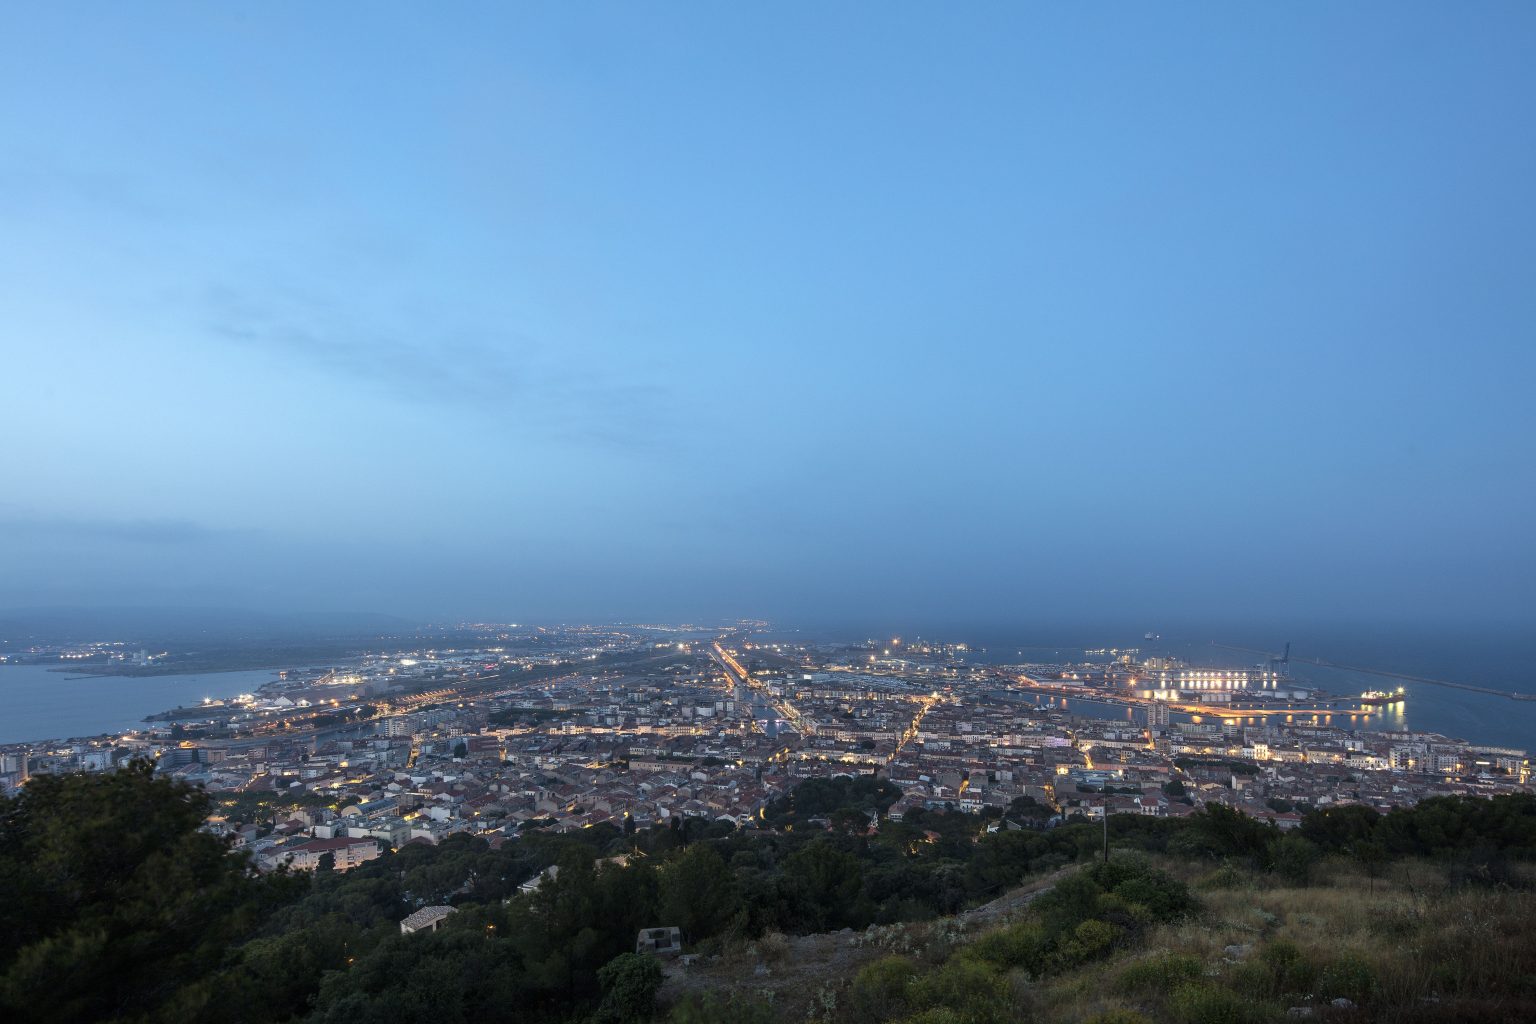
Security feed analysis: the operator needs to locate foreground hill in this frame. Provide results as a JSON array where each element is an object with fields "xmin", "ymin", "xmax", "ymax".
[
  {"xmin": 2, "ymin": 763, "xmax": 1533, "ymax": 1023},
  {"xmin": 658, "ymin": 865, "xmax": 1069, "ymax": 1020},
  {"xmin": 664, "ymin": 853, "xmax": 1536, "ymax": 1024}
]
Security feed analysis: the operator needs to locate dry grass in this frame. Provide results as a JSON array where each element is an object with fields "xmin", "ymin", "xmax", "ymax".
[
  {"xmin": 668, "ymin": 854, "xmax": 1536, "ymax": 1024},
  {"xmin": 1031, "ymin": 853, "xmax": 1536, "ymax": 1024}
]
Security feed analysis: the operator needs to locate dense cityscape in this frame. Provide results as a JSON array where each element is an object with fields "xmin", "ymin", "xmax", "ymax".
[{"xmin": 2, "ymin": 622, "xmax": 1528, "ymax": 876}]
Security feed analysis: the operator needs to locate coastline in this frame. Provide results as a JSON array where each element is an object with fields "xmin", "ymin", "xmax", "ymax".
[{"xmin": 39, "ymin": 665, "xmax": 289, "ymax": 679}]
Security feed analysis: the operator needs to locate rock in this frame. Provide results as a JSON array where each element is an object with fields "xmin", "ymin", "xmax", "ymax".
[
  {"xmin": 1331, "ymin": 997, "xmax": 1357, "ymax": 1010},
  {"xmin": 753, "ymin": 963, "xmax": 771, "ymax": 977},
  {"xmin": 1223, "ymin": 943, "xmax": 1252, "ymax": 959},
  {"xmin": 1286, "ymin": 1009, "xmax": 1313, "ymax": 1018}
]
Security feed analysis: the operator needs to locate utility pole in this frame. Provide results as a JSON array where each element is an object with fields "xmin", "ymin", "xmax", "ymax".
[{"xmin": 1102, "ymin": 809, "xmax": 1109, "ymax": 863}]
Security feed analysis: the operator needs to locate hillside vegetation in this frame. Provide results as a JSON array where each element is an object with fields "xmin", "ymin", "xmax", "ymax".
[
  {"xmin": 1, "ymin": 763, "xmax": 1533, "ymax": 1023},
  {"xmin": 690, "ymin": 853, "xmax": 1535, "ymax": 1024}
]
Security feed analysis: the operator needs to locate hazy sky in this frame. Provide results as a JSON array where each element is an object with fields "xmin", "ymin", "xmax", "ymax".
[{"xmin": 2, "ymin": 4, "xmax": 1533, "ymax": 628}]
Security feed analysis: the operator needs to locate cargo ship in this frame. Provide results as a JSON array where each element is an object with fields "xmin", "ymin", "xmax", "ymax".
[{"xmin": 1360, "ymin": 688, "xmax": 1406, "ymax": 706}]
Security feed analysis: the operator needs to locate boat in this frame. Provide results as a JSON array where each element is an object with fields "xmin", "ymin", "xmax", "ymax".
[{"xmin": 1360, "ymin": 688, "xmax": 1406, "ymax": 706}]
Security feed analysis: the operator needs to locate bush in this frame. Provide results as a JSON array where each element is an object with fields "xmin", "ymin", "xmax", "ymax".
[
  {"xmin": 1269, "ymin": 835, "xmax": 1320, "ymax": 885},
  {"xmin": 1115, "ymin": 952, "xmax": 1205, "ymax": 994},
  {"xmin": 1167, "ymin": 983, "xmax": 1270, "ymax": 1024},
  {"xmin": 907, "ymin": 958, "xmax": 1011, "ymax": 1024},
  {"xmin": 970, "ymin": 860, "xmax": 1193, "ymax": 981},
  {"xmin": 668, "ymin": 993, "xmax": 777, "ymax": 1024},
  {"xmin": 1318, "ymin": 951, "xmax": 1377, "ymax": 1003},
  {"xmin": 1085, "ymin": 1012, "xmax": 1154, "ymax": 1024},
  {"xmin": 1260, "ymin": 939, "xmax": 1318, "ymax": 995},
  {"xmin": 846, "ymin": 955, "xmax": 918, "ymax": 1023},
  {"xmin": 895, "ymin": 1011, "xmax": 964, "ymax": 1024},
  {"xmin": 1222, "ymin": 937, "xmax": 1321, "ymax": 1002},
  {"xmin": 1051, "ymin": 918, "xmax": 1125, "ymax": 971},
  {"xmin": 756, "ymin": 931, "xmax": 790, "ymax": 963},
  {"xmin": 1197, "ymin": 863, "xmax": 1250, "ymax": 891},
  {"xmin": 1222, "ymin": 958, "xmax": 1276, "ymax": 1000},
  {"xmin": 594, "ymin": 953, "xmax": 663, "ymax": 1024},
  {"xmin": 1109, "ymin": 870, "xmax": 1197, "ymax": 923},
  {"xmin": 959, "ymin": 920, "xmax": 1049, "ymax": 974}
]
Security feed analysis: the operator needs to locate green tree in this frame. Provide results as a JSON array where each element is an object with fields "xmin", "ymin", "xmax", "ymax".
[
  {"xmin": 0, "ymin": 759, "xmax": 303, "ymax": 1022},
  {"xmin": 1269, "ymin": 834, "xmax": 1319, "ymax": 885},
  {"xmin": 1299, "ymin": 804, "xmax": 1379, "ymax": 852},
  {"xmin": 782, "ymin": 840, "xmax": 864, "ymax": 930},
  {"xmin": 594, "ymin": 953, "xmax": 663, "ymax": 1024},
  {"xmin": 658, "ymin": 844, "xmax": 739, "ymax": 941},
  {"xmin": 1169, "ymin": 804, "xmax": 1274, "ymax": 862},
  {"xmin": 1353, "ymin": 839, "xmax": 1390, "ymax": 891}
]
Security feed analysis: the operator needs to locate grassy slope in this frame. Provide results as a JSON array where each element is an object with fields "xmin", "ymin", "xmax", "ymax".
[
  {"xmin": 666, "ymin": 855, "xmax": 1536, "ymax": 1024},
  {"xmin": 1038, "ymin": 856, "xmax": 1536, "ymax": 1024}
]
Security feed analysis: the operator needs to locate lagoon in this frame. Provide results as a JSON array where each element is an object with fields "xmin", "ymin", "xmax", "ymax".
[{"xmin": 0, "ymin": 664, "xmax": 280, "ymax": 744}]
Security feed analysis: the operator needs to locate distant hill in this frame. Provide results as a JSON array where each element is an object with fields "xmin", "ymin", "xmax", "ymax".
[{"xmin": 0, "ymin": 605, "xmax": 417, "ymax": 643}]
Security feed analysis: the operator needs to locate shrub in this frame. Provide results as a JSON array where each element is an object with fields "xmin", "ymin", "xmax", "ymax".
[
  {"xmin": 756, "ymin": 931, "xmax": 790, "ymax": 963},
  {"xmin": 846, "ymin": 955, "xmax": 918, "ymax": 1024},
  {"xmin": 970, "ymin": 860, "xmax": 1193, "ymax": 981},
  {"xmin": 1198, "ymin": 863, "xmax": 1250, "ymax": 891},
  {"xmin": 1085, "ymin": 1012, "xmax": 1154, "ymax": 1024},
  {"xmin": 1167, "ymin": 983, "xmax": 1269, "ymax": 1024},
  {"xmin": 1223, "ymin": 959, "xmax": 1277, "ymax": 999},
  {"xmin": 1318, "ymin": 951, "xmax": 1377, "ymax": 1003},
  {"xmin": 1116, "ymin": 952, "xmax": 1205, "ymax": 995},
  {"xmin": 668, "ymin": 993, "xmax": 777, "ymax": 1024},
  {"xmin": 1035, "ymin": 871, "xmax": 1108, "ymax": 934},
  {"xmin": 1260, "ymin": 939, "xmax": 1318, "ymax": 995},
  {"xmin": 594, "ymin": 953, "xmax": 663, "ymax": 1024},
  {"xmin": 895, "ymin": 1011, "xmax": 964, "ymax": 1024},
  {"xmin": 1051, "ymin": 918, "xmax": 1125, "ymax": 971},
  {"xmin": 1110, "ymin": 871, "xmax": 1197, "ymax": 923},
  {"xmin": 1222, "ymin": 938, "xmax": 1319, "ymax": 1002},
  {"xmin": 907, "ymin": 957, "xmax": 1011, "ymax": 1024},
  {"xmin": 959, "ymin": 920, "xmax": 1049, "ymax": 974},
  {"xmin": 1270, "ymin": 835, "xmax": 1320, "ymax": 885}
]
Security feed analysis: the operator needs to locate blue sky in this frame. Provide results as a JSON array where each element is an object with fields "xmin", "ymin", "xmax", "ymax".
[{"xmin": 2, "ymin": 4, "xmax": 1533, "ymax": 628}]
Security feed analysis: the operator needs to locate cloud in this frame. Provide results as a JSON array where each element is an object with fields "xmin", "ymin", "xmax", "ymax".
[{"xmin": 203, "ymin": 287, "xmax": 676, "ymax": 453}]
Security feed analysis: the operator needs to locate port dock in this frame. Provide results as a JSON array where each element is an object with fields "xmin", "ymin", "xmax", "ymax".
[{"xmin": 1212, "ymin": 643, "xmax": 1536, "ymax": 702}]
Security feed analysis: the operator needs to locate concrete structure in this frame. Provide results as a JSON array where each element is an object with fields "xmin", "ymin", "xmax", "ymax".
[
  {"xmin": 401, "ymin": 905, "xmax": 457, "ymax": 935},
  {"xmin": 636, "ymin": 926, "xmax": 682, "ymax": 956}
]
